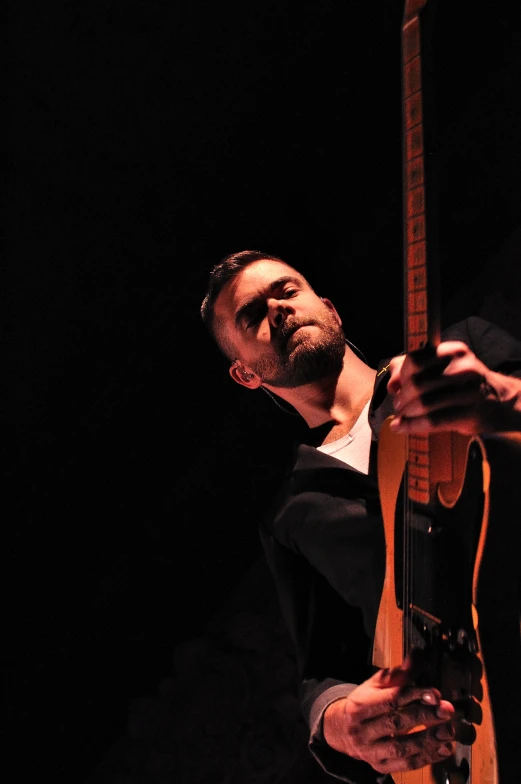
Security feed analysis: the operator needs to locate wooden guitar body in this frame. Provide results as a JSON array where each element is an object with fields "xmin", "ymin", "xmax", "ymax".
[{"xmin": 374, "ymin": 419, "xmax": 521, "ymax": 783}]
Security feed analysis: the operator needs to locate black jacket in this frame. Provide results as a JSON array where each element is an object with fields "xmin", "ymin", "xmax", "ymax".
[{"xmin": 259, "ymin": 317, "xmax": 521, "ymax": 783}]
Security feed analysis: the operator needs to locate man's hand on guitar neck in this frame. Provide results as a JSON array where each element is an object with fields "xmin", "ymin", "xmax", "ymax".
[
  {"xmin": 322, "ymin": 660, "xmax": 455, "ymax": 775},
  {"xmin": 386, "ymin": 340, "xmax": 521, "ymax": 435}
]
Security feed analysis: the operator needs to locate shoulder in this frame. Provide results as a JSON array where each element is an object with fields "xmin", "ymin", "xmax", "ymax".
[
  {"xmin": 442, "ymin": 315, "xmax": 519, "ymax": 344},
  {"xmin": 442, "ymin": 317, "xmax": 521, "ymax": 373},
  {"xmin": 260, "ymin": 445, "xmax": 379, "ymax": 541}
]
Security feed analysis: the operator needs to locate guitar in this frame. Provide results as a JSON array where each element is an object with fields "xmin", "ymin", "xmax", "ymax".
[{"xmin": 372, "ymin": 2, "xmax": 521, "ymax": 782}]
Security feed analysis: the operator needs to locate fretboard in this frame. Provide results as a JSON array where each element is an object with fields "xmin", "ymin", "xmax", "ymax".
[{"xmin": 402, "ymin": 0, "xmax": 436, "ymax": 504}]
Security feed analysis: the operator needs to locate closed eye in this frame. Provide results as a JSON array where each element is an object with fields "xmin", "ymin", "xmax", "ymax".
[
  {"xmin": 245, "ymin": 290, "xmax": 299, "ymax": 327},
  {"xmin": 235, "ymin": 282, "xmax": 302, "ymax": 330},
  {"xmin": 242, "ymin": 303, "xmax": 267, "ymax": 329}
]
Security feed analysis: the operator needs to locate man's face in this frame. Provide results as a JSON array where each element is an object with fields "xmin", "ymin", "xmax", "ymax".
[{"xmin": 214, "ymin": 259, "xmax": 346, "ymax": 388}]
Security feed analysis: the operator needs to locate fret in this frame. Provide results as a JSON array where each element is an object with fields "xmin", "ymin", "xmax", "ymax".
[
  {"xmin": 406, "ymin": 185, "xmax": 425, "ymax": 218},
  {"xmin": 408, "ymin": 291, "xmax": 426, "ymax": 315},
  {"xmin": 408, "ymin": 313, "xmax": 428, "ymax": 335},
  {"xmin": 408, "ymin": 464, "xmax": 429, "ymax": 483},
  {"xmin": 407, "ymin": 213, "xmax": 425, "ymax": 244},
  {"xmin": 408, "ymin": 434, "xmax": 430, "ymax": 502},
  {"xmin": 405, "ymin": 91, "xmax": 422, "ymax": 130},
  {"xmin": 406, "ymin": 156, "xmax": 424, "ymax": 189},
  {"xmin": 409, "ymin": 436, "xmax": 428, "ymax": 452},
  {"xmin": 408, "ymin": 483, "xmax": 429, "ymax": 503},
  {"xmin": 406, "ymin": 240, "xmax": 425, "ymax": 268},
  {"xmin": 403, "ymin": 0, "xmax": 428, "ymax": 25},
  {"xmin": 408, "ymin": 336, "xmax": 427, "ymax": 352},
  {"xmin": 404, "ymin": 57, "xmax": 421, "ymax": 97},
  {"xmin": 407, "ymin": 265, "xmax": 426, "ymax": 290},
  {"xmin": 402, "ymin": 14, "xmax": 420, "ymax": 59},
  {"xmin": 408, "ymin": 447, "xmax": 429, "ymax": 466},
  {"xmin": 408, "ymin": 289, "xmax": 427, "ymax": 313}
]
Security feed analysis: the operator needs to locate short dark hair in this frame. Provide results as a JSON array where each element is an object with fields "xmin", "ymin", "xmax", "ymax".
[{"xmin": 200, "ymin": 249, "xmax": 285, "ymax": 357}]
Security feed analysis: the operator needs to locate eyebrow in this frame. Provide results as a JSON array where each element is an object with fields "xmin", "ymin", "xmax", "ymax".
[{"xmin": 234, "ymin": 276, "xmax": 302, "ymax": 328}]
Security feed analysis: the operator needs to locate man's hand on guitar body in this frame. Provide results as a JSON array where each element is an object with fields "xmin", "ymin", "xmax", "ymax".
[
  {"xmin": 386, "ymin": 341, "xmax": 521, "ymax": 435},
  {"xmin": 323, "ymin": 661, "xmax": 455, "ymax": 775}
]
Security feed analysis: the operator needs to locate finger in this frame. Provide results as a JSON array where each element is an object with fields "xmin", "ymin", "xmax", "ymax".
[
  {"xmin": 406, "ymin": 347, "xmax": 487, "ymax": 398},
  {"xmin": 394, "ymin": 360, "xmax": 483, "ymax": 406},
  {"xmin": 369, "ymin": 724, "xmax": 455, "ymax": 774},
  {"xmin": 375, "ymin": 740, "xmax": 455, "ymax": 775},
  {"xmin": 349, "ymin": 682, "xmax": 444, "ymax": 724},
  {"xmin": 410, "ymin": 341, "xmax": 470, "ymax": 369},
  {"xmin": 411, "ymin": 356, "xmax": 454, "ymax": 384},
  {"xmin": 386, "ymin": 358, "xmax": 406, "ymax": 396},
  {"xmin": 376, "ymin": 663, "xmax": 416, "ymax": 687},
  {"xmin": 432, "ymin": 341, "xmax": 473, "ymax": 360},
  {"xmin": 389, "ymin": 406, "xmax": 478, "ymax": 435},
  {"xmin": 395, "ymin": 380, "xmax": 481, "ymax": 419},
  {"xmin": 388, "ymin": 342, "xmax": 474, "ymax": 396},
  {"xmin": 379, "ymin": 649, "xmax": 426, "ymax": 680},
  {"xmin": 365, "ymin": 700, "xmax": 454, "ymax": 743},
  {"xmin": 406, "ymin": 343, "xmax": 439, "ymax": 367}
]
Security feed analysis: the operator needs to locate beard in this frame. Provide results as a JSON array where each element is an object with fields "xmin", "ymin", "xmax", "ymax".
[{"xmin": 250, "ymin": 308, "xmax": 347, "ymax": 389}]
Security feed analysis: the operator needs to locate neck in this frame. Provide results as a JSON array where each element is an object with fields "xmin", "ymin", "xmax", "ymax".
[{"xmin": 263, "ymin": 345, "xmax": 377, "ymax": 431}]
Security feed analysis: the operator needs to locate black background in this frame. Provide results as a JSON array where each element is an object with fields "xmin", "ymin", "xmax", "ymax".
[{"xmin": 5, "ymin": 1, "xmax": 521, "ymax": 781}]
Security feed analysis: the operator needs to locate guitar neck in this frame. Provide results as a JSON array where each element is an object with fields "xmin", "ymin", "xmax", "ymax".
[
  {"xmin": 402, "ymin": 0, "xmax": 440, "ymax": 353},
  {"xmin": 402, "ymin": 0, "xmax": 440, "ymax": 503}
]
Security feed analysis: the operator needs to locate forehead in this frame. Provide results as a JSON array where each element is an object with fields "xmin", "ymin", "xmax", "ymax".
[{"xmin": 216, "ymin": 259, "xmax": 307, "ymax": 315}]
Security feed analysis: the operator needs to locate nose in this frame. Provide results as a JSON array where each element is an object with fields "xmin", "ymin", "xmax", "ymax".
[{"xmin": 267, "ymin": 297, "xmax": 291, "ymax": 329}]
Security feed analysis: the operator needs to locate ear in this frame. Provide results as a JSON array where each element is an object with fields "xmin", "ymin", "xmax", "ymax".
[
  {"xmin": 229, "ymin": 362, "xmax": 262, "ymax": 389},
  {"xmin": 321, "ymin": 296, "xmax": 342, "ymax": 326}
]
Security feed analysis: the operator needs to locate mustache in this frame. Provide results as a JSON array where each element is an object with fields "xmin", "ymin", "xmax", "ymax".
[{"xmin": 280, "ymin": 318, "xmax": 315, "ymax": 341}]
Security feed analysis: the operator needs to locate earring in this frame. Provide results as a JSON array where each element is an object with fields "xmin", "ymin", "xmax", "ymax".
[{"xmin": 232, "ymin": 359, "xmax": 254, "ymax": 382}]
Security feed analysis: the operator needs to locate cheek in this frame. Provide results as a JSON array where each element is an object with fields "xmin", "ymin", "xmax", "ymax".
[
  {"xmin": 254, "ymin": 319, "xmax": 274, "ymax": 344},
  {"xmin": 330, "ymin": 308, "xmax": 342, "ymax": 326}
]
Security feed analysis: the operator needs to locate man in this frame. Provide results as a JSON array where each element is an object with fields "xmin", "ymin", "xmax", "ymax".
[{"xmin": 200, "ymin": 248, "xmax": 521, "ymax": 783}]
